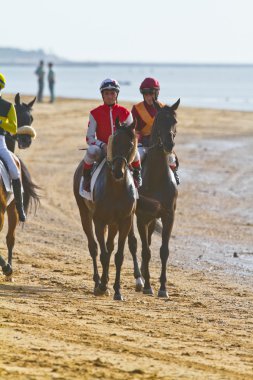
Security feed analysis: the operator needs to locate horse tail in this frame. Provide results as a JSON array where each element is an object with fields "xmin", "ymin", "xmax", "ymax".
[
  {"xmin": 20, "ymin": 158, "xmax": 41, "ymax": 214},
  {"xmin": 136, "ymin": 195, "xmax": 161, "ymax": 218}
]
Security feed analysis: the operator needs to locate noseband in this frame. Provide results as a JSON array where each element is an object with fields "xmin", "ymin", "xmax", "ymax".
[{"xmin": 107, "ymin": 155, "xmax": 129, "ymax": 170}]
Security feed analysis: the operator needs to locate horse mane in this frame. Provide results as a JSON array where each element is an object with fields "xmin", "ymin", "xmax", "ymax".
[{"xmin": 107, "ymin": 127, "xmax": 138, "ymax": 164}]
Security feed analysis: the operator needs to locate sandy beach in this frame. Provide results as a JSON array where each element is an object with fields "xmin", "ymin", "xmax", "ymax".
[{"xmin": 0, "ymin": 95, "xmax": 253, "ymax": 379}]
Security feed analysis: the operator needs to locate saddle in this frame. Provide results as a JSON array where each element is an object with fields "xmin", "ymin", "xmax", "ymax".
[{"xmin": 79, "ymin": 158, "xmax": 139, "ymax": 202}]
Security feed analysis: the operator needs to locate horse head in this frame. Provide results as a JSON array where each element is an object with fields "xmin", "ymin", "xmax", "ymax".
[
  {"xmin": 14, "ymin": 93, "xmax": 36, "ymax": 149},
  {"xmin": 150, "ymin": 98, "xmax": 180, "ymax": 154},
  {"xmin": 107, "ymin": 117, "xmax": 137, "ymax": 181}
]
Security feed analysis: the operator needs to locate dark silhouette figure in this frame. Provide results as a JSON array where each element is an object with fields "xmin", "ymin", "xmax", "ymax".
[
  {"xmin": 48, "ymin": 62, "xmax": 55, "ymax": 103},
  {"xmin": 35, "ymin": 60, "xmax": 45, "ymax": 102}
]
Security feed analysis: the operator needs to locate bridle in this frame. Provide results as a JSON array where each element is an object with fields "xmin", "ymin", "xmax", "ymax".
[
  {"xmin": 107, "ymin": 130, "xmax": 135, "ymax": 172},
  {"xmin": 107, "ymin": 155, "xmax": 129, "ymax": 169},
  {"xmin": 149, "ymin": 110, "xmax": 176, "ymax": 152}
]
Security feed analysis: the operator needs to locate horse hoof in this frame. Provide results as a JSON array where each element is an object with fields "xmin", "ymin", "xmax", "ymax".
[
  {"xmin": 5, "ymin": 275, "xmax": 14, "ymax": 282},
  {"xmin": 135, "ymin": 277, "xmax": 144, "ymax": 292},
  {"xmin": 114, "ymin": 294, "xmax": 124, "ymax": 301},
  {"xmin": 2, "ymin": 263, "xmax": 12, "ymax": 277},
  {"xmin": 143, "ymin": 288, "xmax": 154, "ymax": 295},
  {"xmin": 158, "ymin": 290, "xmax": 169, "ymax": 298},
  {"xmin": 94, "ymin": 286, "xmax": 110, "ymax": 297}
]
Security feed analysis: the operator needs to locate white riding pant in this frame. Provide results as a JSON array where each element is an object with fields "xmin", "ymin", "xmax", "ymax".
[
  {"xmin": 138, "ymin": 146, "xmax": 147, "ymax": 162},
  {"xmin": 84, "ymin": 145, "xmax": 141, "ymax": 165},
  {"xmin": 0, "ymin": 135, "xmax": 20, "ymax": 180}
]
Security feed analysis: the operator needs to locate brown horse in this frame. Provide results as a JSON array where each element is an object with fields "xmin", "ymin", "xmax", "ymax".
[
  {"xmin": 0, "ymin": 93, "xmax": 40, "ymax": 279},
  {"xmin": 128, "ymin": 99, "xmax": 180, "ymax": 298},
  {"xmin": 73, "ymin": 119, "xmax": 139, "ymax": 300}
]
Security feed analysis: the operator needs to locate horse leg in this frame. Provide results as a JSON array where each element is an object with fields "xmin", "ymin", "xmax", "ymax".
[
  {"xmin": 106, "ymin": 224, "xmax": 117, "ymax": 256},
  {"xmin": 137, "ymin": 218, "xmax": 153, "ymax": 295},
  {"xmin": 0, "ymin": 252, "xmax": 12, "ymax": 277},
  {"xmin": 95, "ymin": 222, "xmax": 111, "ymax": 295},
  {"xmin": 113, "ymin": 216, "xmax": 132, "ymax": 301},
  {"xmin": 148, "ymin": 219, "xmax": 156, "ymax": 246},
  {"xmin": 0, "ymin": 201, "xmax": 12, "ymax": 277},
  {"xmin": 77, "ymin": 198, "xmax": 100, "ymax": 289},
  {"xmin": 128, "ymin": 224, "xmax": 143, "ymax": 292},
  {"xmin": 3, "ymin": 202, "xmax": 18, "ymax": 281},
  {"xmin": 6, "ymin": 201, "xmax": 18, "ymax": 267},
  {"xmin": 158, "ymin": 212, "xmax": 175, "ymax": 298}
]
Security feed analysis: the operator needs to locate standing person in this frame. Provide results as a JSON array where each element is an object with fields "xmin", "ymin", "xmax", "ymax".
[
  {"xmin": 35, "ymin": 60, "xmax": 45, "ymax": 102},
  {"xmin": 0, "ymin": 73, "xmax": 26, "ymax": 222},
  {"xmin": 132, "ymin": 77, "xmax": 180, "ymax": 185},
  {"xmin": 48, "ymin": 62, "xmax": 55, "ymax": 103},
  {"xmin": 83, "ymin": 78, "xmax": 142, "ymax": 191}
]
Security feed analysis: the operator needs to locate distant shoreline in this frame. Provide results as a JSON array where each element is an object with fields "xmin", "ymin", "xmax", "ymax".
[
  {"xmin": 5, "ymin": 93, "xmax": 253, "ymax": 114},
  {"xmin": 1, "ymin": 62, "xmax": 253, "ymax": 67}
]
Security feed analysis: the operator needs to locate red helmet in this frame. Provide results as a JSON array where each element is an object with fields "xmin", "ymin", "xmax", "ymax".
[{"xmin": 140, "ymin": 77, "xmax": 160, "ymax": 94}]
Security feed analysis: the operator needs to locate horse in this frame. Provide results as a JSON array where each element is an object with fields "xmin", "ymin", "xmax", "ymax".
[
  {"xmin": 128, "ymin": 99, "xmax": 180, "ymax": 298},
  {"xmin": 0, "ymin": 93, "xmax": 40, "ymax": 279},
  {"xmin": 73, "ymin": 118, "xmax": 139, "ymax": 300}
]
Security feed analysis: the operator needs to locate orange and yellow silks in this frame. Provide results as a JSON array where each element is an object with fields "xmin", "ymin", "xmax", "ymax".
[{"xmin": 135, "ymin": 101, "xmax": 164, "ymax": 136}]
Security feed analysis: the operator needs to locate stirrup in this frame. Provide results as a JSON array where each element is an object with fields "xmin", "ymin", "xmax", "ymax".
[
  {"xmin": 174, "ymin": 171, "xmax": 180, "ymax": 185},
  {"xmin": 133, "ymin": 170, "xmax": 142, "ymax": 189},
  {"xmin": 82, "ymin": 176, "xmax": 91, "ymax": 192}
]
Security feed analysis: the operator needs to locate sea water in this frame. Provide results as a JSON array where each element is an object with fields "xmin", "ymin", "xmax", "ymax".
[{"xmin": 1, "ymin": 63, "xmax": 253, "ymax": 111}]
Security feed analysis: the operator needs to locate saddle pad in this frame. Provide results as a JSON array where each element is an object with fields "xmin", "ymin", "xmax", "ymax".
[
  {"xmin": 0, "ymin": 161, "xmax": 12, "ymax": 192},
  {"xmin": 0, "ymin": 161, "xmax": 14, "ymax": 206},
  {"xmin": 79, "ymin": 158, "xmax": 106, "ymax": 202},
  {"xmin": 126, "ymin": 169, "xmax": 139, "ymax": 200},
  {"xmin": 79, "ymin": 159, "xmax": 139, "ymax": 202}
]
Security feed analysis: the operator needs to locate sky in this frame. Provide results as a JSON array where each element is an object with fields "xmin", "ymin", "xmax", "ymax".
[{"xmin": 1, "ymin": 0, "xmax": 253, "ymax": 63}]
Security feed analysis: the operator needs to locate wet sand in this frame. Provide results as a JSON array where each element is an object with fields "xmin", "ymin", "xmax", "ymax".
[{"xmin": 0, "ymin": 95, "xmax": 253, "ymax": 379}]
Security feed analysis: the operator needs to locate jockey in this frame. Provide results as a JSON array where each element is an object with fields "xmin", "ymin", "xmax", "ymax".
[
  {"xmin": 132, "ymin": 77, "xmax": 180, "ymax": 185},
  {"xmin": 0, "ymin": 73, "xmax": 26, "ymax": 222},
  {"xmin": 83, "ymin": 78, "xmax": 142, "ymax": 191}
]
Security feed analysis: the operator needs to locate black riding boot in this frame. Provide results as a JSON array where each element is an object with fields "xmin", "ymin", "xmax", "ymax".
[
  {"xmin": 12, "ymin": 178, "xmax": 26, "ymax": 222},
  {"xmin": 133, "ymin": 167, "xmax": 142, "ymax": 189},
  {"xmin": 83, "ymin": 167, "xmax": 92, "ymax": 192}
]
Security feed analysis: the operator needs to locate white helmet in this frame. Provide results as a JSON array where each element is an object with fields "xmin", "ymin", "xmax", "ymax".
[{"xmin": 100, "ymin": 78, "xmax": 120, "ymax": 94}]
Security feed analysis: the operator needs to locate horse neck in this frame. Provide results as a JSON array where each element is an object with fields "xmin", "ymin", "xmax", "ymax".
[
  {"xmin": 145, "ymin": 146, "xmax": 169, "ymax": 181},
  {"xmin": 5, "ymin": 134, "xmax": 16, "ymax": 153}
]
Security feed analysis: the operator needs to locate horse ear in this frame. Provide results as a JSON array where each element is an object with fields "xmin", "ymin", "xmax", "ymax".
[
  {"xmin": 171, "ymin": 98, "xmax": 180, "ymax": 111},
  {"xmin": 27, "ymin": 97, "xmax": 36, "ymax": 109},
  {"xmin": 15, "ymin": 93, "xmax": 21, "ymax": 106},
  {"xmin": 115, "ymin": 116, "xmax": 120, "ymax": 129}
]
